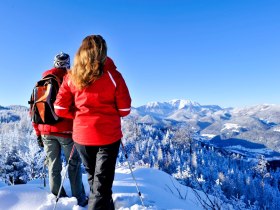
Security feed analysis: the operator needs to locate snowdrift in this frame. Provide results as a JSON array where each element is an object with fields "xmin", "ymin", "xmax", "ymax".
[{"xmin": 0, "ymin": 167, "xmax": 205, "ymax": 210}]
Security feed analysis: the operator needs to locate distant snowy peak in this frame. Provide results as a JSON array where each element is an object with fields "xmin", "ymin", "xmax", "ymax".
[
  {"xmin": 169, "ymin": 99, "xmax": 201, "ymax": 109},
  {"xmin": 146, "ymin": 101, "xmax": 162, "ymax": 108},
  {"xmin": 0, "ymin": 105, "xmax": 28, "ymax": 111},
  {"xmin": 136, "ymin": 99, "xmax": 223, "ymax": 121},
  {"xmin": 145, "ymin": 99, "xmax": 200, "ymax": 109}
]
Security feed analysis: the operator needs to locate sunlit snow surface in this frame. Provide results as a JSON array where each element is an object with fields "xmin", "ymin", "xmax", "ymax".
[{"xmin": 0, "ymin": 167, "xmax": 205, "ymax": 210}]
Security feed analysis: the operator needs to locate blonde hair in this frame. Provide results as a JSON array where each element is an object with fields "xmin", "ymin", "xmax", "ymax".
[{"xmin": 70, "ymin": 35, "xmax": 107, "ymax": 90}]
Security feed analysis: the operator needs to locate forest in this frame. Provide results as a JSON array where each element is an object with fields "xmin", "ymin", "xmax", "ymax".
[{"xmin": 0, "ymin": 106, "xmax": 280, "ymax": 209}]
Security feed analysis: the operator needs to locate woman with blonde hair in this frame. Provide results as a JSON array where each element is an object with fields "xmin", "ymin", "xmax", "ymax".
[{"xmin": 54, "ymin": 35, "xmax": 131, "ymax": 209}]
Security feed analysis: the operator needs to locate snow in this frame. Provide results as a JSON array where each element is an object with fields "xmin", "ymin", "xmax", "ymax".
[
  {"xmin": 169, "ymin": 99, "xmax": 200, "ymax": 109},
  {"xmin": 273, "ymin": 127, "xmax": 280, "ymax": 132},
  {"xmin": 0, "ymin": 167, "xmax": 205, "ymax": 210},
  {"xmin": 145, "ymin": 101, "xmax": 160, "ymax": 108},
  {"xmin": 138, "ymin": 115, "xmax": 159, "ymax": 124},
  {"xmin": 201, "ymin": 134, "xmax": 216, "ymax": 139},
  {"xmin": 0, "ymin": 181, "xmax": 7, "ymax": 188},
  {"xmin": 144, "ymin": 99, "xmax": 200, "ymax": 110},
  {"xmin": 221, "ymin": 123, "xmax": 242, "ymax": 132}
]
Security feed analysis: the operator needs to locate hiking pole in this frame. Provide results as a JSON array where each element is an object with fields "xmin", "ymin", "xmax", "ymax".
[
  {"xmin": 42, "ymin": 157, "xmax": 47, "ymax": 188},
  {"xmin": 53, "ymin": 144, "xmax": 76, "ymax": 210},
  {"xmin": 120, "ymin": 140, "xmax": 145, "ymax": 206},
  {"xmin": 39, "ymin": 148, "xmax": 47, "ymax": 188}
]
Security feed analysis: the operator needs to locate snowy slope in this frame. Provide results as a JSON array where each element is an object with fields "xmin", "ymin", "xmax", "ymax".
[{"xmin": 0, "ymin": 167, "xmax": 206, "ymax": 210}]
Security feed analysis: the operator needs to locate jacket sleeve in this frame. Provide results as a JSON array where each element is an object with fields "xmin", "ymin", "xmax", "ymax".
[
  {"xmin": 29, "ymin": 106, "xmax": 41, "ymax": 136},
  {"xmin": 115, "ymin": 72, "xmax": 132, "ymax": 117},
  {"xmin": 54, "ymin": 75, "xmax": 75, "ymax": 119}
]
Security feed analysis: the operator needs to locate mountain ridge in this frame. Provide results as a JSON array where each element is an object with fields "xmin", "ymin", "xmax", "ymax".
[
  {"xmin": 128, "ymin": 99, "xmax": 280, "ymax": 153},
  {"xmin": 1, "ymin": 99, "xmax": 280, "ymax": 152}
]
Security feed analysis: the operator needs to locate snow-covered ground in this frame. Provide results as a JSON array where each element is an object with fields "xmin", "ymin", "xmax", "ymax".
[
  {"xmin": 0, "ymin": 167, "xmax": 206, "ymax": 210},
  {"xmin": 221, "ymin": 123, "xmax": 243, "ymax": 132}
]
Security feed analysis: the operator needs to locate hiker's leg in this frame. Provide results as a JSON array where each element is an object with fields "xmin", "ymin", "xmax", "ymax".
[
  {"xmin": 75, "ymin": 142, "xmax": 98, "ymax": 209},
  {"xmin": 91, "ymin": 140, "xmax": 120, "ymax": 210},
  {"xmin": 42, "ymin": 135, "xmax": 67, "ymax": 197},
  {"xmin": 59, "ymin": 136, "xmax": 86, "ymax": 202}
]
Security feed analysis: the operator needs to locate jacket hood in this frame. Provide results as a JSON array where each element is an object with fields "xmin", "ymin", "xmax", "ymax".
[
  {"xmin": 104, "ymin": 57, "xmax": 117, "ymax": 72},
  {"xmin": 42, "ymin": 68, "xmax": 67, "ymax": 79}
]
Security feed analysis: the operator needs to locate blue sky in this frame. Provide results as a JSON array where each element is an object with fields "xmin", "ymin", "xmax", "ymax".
[{"xmin": 0, "ymin": 0, "xmax": 279, "ymax": 108}]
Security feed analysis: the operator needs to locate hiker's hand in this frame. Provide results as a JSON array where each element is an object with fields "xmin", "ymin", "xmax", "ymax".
[{"xmin": 37, "ymin": 136, "xmax": 44, "ymax": 148}]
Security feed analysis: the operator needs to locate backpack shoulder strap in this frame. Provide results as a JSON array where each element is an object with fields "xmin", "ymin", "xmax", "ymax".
[{"xmin": 42, "ymin": 74, "xmax": 62, "ymax": 86}]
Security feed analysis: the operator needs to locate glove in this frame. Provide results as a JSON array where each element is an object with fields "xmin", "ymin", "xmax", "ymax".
[{"xmin": 37, "ymin": 135, "xmax": 44, "ymax": 148}]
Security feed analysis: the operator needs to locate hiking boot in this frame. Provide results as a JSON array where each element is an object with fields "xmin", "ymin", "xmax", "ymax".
[{"xmin": 78, "ymin": 196, "xmax": 88, "ymax": 207}]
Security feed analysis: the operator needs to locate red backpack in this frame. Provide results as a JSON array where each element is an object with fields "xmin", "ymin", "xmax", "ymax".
[{"xmin": 28, "ymin": 74, "xmax": 61, "ymax": 124}]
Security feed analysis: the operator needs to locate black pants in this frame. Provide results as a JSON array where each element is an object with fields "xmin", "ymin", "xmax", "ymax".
[{"xmin": 75, "ymin": 140, "xmax": 120, "ymax": 210}]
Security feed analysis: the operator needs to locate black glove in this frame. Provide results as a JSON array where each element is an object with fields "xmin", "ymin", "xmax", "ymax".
[{"xmin": 37, "ymin": 135, "xmax": 44, "ymax": 148}]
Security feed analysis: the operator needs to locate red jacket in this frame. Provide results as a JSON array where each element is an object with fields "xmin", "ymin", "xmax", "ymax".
[
  {"xmin": 54, "ymin": 57, "xmax": 131, "ymax": 146},
  {"xmin": 32, "ymin": 68, "xmax": 73, "ymax": 137}
]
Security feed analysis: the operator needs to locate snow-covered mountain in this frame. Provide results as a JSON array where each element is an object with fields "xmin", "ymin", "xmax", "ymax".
[
  {"xmin": 1, "ymin": 101, "xmax": 280, "ymax": 153},
  {"xmin": 1, "ymin": 101, "xmax": 280, "ymax": 154},
  {"xmin": 130, "ymin": 100, "xmax": 280, "ymax": 153},
  {"xmin": 136, "ymin": 99, "xmax": 221, "ymax": 119}
]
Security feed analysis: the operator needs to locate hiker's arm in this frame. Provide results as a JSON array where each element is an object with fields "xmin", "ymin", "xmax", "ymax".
[
  {"xmin": 115, "ymin": 72, "xmax": 131, "ymax": 117},
  {"xmin": 54, "ymin": 76, "xmax": 74, "ymax": 119},
  {"xmin": 29, "ymin": 108, "xmax": 41, "ymax": 136}
]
